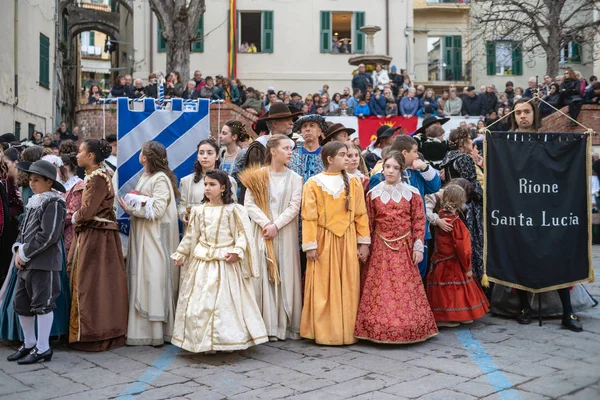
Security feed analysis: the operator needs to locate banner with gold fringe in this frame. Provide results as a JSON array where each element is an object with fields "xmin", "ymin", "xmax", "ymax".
[
  {"xmin": 483, "ymin": 131, "xmax": 593, "ymax": 293},
  {"xmin": 228, "ymin": 0, "xmax": 237, "ymax": 80}
]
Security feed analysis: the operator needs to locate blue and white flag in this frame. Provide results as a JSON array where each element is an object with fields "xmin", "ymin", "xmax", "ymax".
[{"xmin": 116, "ymin": 97, "xmax": 210, "ymax": 232}]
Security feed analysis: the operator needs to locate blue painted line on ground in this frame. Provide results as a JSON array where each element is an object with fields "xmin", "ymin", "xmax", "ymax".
[
  {"xmin": 455, "ymin": 328, "xmax": 523, "ymax": 400},
  {"xmin": 117, "ymin": 344, "xmax": 181, "ymax": 399}
]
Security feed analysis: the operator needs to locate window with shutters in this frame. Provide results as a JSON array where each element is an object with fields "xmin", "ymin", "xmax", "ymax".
[
  {"xmin": 192, "ymin": 16, "xmax": 204, "ymax": 52},
  {"xmin": 90, "ymin": 31, "xmax": 95, "ymax": 46},
  {"xmin": 560, "ymin": 41, "xmax": 582, "ymax": 64},
  {"xmin": 238, "ymin": 11, "xmax": 273, "ymax": 53},
  {"xmin": 28, "ymin": 124, "xmax": 35, "ymax": 142},
  {"xmin": 39, "ymin": 33, "xmax": 50, "ymax": 89},
  {"xmin": 320, "ymin": 11, "xmax": 365, "ymax": 54},
  {"xmin": 426, "ymin": 36, "xmax": 462, "ymax": 81},
  {"xmin": 486, "ymin": 40, "xmax": 522, "ymax": 76},
  {"xmin": 157, "ymin": 21, "xmax": 166, "ymax": 53},
  {"xmin": 14, "ymin": 122, "xmax": 21, "ymax": 141}
]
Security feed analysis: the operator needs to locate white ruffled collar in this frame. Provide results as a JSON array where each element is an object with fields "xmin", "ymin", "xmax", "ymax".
[
  {"xmin": 26, "ymin": 190, "xmax": 64, "ymax": 209},
  {"xmin": 311, "ymin": 172, "xmax": 346, "ymax": 199},
  {"xmin": 368, "ymin": 181, "xmax": 420, "ymax": 204}
]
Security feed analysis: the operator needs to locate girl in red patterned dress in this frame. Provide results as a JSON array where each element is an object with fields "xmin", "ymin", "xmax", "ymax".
[
  {"xmin": 354, "ymin": 151, "xmax": 438, "ymax": 344},
  {"xmin": 427, "ymin": 184, "xmax": 489, "ymax": 327}
]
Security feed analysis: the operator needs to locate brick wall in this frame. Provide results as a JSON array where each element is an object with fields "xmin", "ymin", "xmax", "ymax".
[
  {"xmin": 75, "ymin": 103, "xmax": 259, "ymax": 141},
  {"xmin": 540, "ymin": 105, "xmax": 600, "ymax": 145},
  {"xmin": 75, "ymin": 104, "xmax": 118, "ymax": 140}
]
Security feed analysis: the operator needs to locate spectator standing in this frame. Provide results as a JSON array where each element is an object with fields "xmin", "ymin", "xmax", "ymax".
[
  {"xmin": 181, "ymin": 81, "xmax": 197, "ymax": 100},
  {"xmin": 87, "ymin": 85, "xmax": 103, "ymax": 104},
  {"xmin": 372, "ymin": 64, "xmax": 390, "ymax": 89},
  {"xmin": 560, "ymin": 67, "xmax": 584, "ymax": 125},
  {"xmin": 524, "ymin": 77, "xmax": 537, "ymax": 99},
  {"xmin": 461, "ymin": 86, "xmax": 483, "ymax": 117},
  {"xmin": 110, "ymin": 75, "xmax": 131, "ymax": 98},
  {"xmin": 437, "ymin": 90, "xmax": 449, "ymax": 115},
  {"xmin": 369, "ymin": 88, "xmax": 387, "ymax": 117},
  {"xmin": 481, "ymin": 85, "xmax": 498, "ymax": 116},
  {"xmin": 131, "ymin": 79, "xmax": 146, "ymax": 99},
  {"xmin": 213, "ymin": 78, "xmax": 240, "ymax": 104},
  {"xmin": 165, "ymin": 71, "xmax": 184, "ymax": 98},
  {"xmin": 389, "ymin": 65, "xmax": 403, "ymax": 97},
  {"xmin": 347, "ymin": 89, "xmax": 361, "ymax": 111},
  {"xmin": 55, "ymin": 122, "xmax": 78, "ymax": 142},
  {"xmin": 354, "ymin": 97, "xmax": 371, "ymax": 118},
  {"xmin": 504, "ymin": 81, "xmax": 515, "ymax": 106},
  {"xmin": 240, "ymin": 89, "xmax": 263, "ymax": 115},
  {"xmin": 192, "ymin": 70, "xmax": 205, "ymax": 91},
  {"xmin": 419, "ymin": 89, "xmax": 439, "ymax": 113},
  {"xmin": 400, "ymin": 88, "xmax": 419, "ymax": 118},
  {"xmin": 200, "ymin": 76, "xmax": 216, "ymax": 99},
  {"xmin": 352, "ymin": 64, "xmax": 373, "ymax": 94},
  {"xmin": 144, "ymin": 73, "xmax": 158, "ymax": 99}
]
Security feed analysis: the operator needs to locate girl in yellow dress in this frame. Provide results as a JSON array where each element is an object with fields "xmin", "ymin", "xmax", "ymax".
[{"xmin": 300, "ymin": 142, "xmax": 371, "ymax": 345}]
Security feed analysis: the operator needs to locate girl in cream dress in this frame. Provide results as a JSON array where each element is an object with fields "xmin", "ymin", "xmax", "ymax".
[{"xmin": 171, "ymin": 170, "xmax": 267, "ymax": 353}]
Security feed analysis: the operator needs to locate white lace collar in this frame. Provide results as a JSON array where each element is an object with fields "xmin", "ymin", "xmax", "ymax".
[
  {"xmin": 348, "ymin": 170, "xmax": 364, "ymax": 179},
  {"xmin": 26, "ymin": 190, "xmax": 64, "ymax": 209},
  {"xmin": 311, "ymin": 173, "xmax": 346, "ymax": 199},
  {"xmin": 64, "ymin": 176, "xmax": 83, "ymax": 192},
  {"xmin": 368, "ymin": 181, "xmax": 420, "ymax": 204}
]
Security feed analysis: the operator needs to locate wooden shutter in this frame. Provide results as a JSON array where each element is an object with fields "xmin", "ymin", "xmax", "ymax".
[
  {"xmin": 571, "ymin": 41, "xmax": 582, "ymax": 63},
  {"xmin": 453, "ymin": 36, "xmax": 462, "ymax": 80},
  {"xmin": 261, "ymin": 11, "xmax": 273, "ymax": 53},
  {"xmin": 354, "ymin": 12, "xmax": 365, "ymax": 54},
  {"xmin": 320, "ymin": 11, "xmax": 331, "ymax": 53},
  {"xmin": 157, "ymin": 21, "xmax": 166, "ymax": 52},
  {"xmin": 193, "ymin": 15, "xmax": 204, "ymax": 52},
  {"xmin": 14, "ymin": 122, "xmax": 21, "ymax": 141},
  {"xmin": 486, "ymin": 40, "xmax": 496, "ymax": 76},
  {"xmin": 39, "ymin": 33, "xmax": 50, "ymax": 88},
  {"xmin": 512, "ymin": 42, "xmax": 523, "ymax": 75},
  {"xmin": 90, "ymin": 31, "xmax": 95, "ymax": 46}
]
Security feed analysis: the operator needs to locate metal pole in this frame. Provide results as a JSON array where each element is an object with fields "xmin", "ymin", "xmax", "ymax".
[
  {"xmin": 217, "ymin": 101, "xmax": 221, "ymax": 146},
  {"xmin": 102, "ymin": 100, "xmax": 106, "ymax": 138}
]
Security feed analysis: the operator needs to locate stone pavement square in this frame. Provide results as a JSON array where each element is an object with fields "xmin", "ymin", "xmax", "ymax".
[{"xmin": 1, "ymin": 247, "xmax": 600, "ymax": 399}]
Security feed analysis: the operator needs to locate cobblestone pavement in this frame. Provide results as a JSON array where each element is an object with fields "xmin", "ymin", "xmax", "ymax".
[{"xmin": 2, "ymin": 249, "xmax": 600, "ymax": 400}]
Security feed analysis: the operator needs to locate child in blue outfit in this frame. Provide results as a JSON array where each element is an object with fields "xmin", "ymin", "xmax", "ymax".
[{"xmin": 369, "ymin": 135, "xmax": 441, "ymax": 277}]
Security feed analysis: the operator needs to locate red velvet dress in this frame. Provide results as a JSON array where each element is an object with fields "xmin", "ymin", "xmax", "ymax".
[
  {"xmin": 354, "ymin": 182, "xmax": 438, "ymax": 344},
  {"xmin": 427, "ymin": 212, "xmax": 489, "ymax": 322}
]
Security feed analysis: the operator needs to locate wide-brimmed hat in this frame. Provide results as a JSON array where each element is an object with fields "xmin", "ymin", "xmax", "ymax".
[
  {"xmin": 413, "ymin": 115, "xmax": 450, "ymax": 135},
  {"xmin": 258, "ymin": 103, "xmax": 303, "ymax": 122},
  {"xmin": 373, "ymin": 125, "xmax": 400, "ymax": 145},
  {"xmin": 322, "ymin": 123, "xmax": 356, "ymax": 145},
  {"xmin": 253, "ymin": 104, "xmax": 304, "ymax": 136},
  {"xmin": 17, "ymin": 160, "xmax": 66, "ymax": 193},
  {"xmin": 292, "ymin": 114, "xmax": 328, "ymax": 136}
]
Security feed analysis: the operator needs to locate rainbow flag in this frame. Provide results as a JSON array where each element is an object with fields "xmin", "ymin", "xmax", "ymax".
[{"xmin": 228, "ymin": 0, "xmax": 237, "ymax": 80}]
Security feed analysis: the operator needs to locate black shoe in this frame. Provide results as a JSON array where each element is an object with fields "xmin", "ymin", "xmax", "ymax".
[
  {"xmin": 562, "ymin": 314, "xmax": 583, "ymax": 332},
  {"xmin": 516, "ymin": 308, "xmax": 532, "ymax": 324},
  {"xmin": 17, "ymin": 348, "xmax": 52, "ymax": 365},
  {"xmin": 7, "ymin": 345, "xmax": 35, "ymax": 362}
]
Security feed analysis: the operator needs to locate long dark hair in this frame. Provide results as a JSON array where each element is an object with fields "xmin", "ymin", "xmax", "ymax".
[
  {"xmin": 321, "ymin": 141, "xmax": 351, "ymax": 211},
  {"xmin": 509, "ymin": 98, "xmax": 541, "ymax": 131},
  {"xmin": 224, "ymin": 120, "xmax": 249, "ymax": 144},
  {"xmin": 202, "ymin": 169, "xmax": 234, "ymax": 205},
  {"xmin": 193, "ymin": 138, "xmax": 220, "ymax": 184},
  {"xmin": 142, "ymin": 141, "xmax": 180, "ymax": 198}
]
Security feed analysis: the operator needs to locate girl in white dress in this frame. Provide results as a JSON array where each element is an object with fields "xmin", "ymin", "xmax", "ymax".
[
  {"xmin": 178, "ymin": 139, "xmax": 237, "ymax": 227},
  {"xmin": 171, "ymin": 170, "xmax": 267, "ymax": 353},
  {"xmin": 244, "ymin": 135, "xmax": 303, "ymax": 340}
]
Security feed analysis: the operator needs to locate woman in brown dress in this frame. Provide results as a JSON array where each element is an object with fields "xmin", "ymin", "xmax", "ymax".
[{"xmin": 67, "ymin": 139, "xmax": 128, "ymax": 351}]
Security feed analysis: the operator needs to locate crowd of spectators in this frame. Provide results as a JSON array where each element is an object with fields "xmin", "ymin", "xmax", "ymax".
[{"xmin": 86, "ymin": 65, "xmax": 600, "ymax": 130}]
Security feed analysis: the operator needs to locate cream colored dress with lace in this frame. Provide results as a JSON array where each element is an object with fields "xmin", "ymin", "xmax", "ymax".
[{"xmin": 170, "ymin": 203, "xmax": 267, "ymax": 353}]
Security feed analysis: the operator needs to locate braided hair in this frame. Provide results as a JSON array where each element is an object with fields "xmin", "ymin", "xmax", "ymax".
[
  {"xmin": 224, "ymin": 120, "xmax": 250, "ymax": 144},
  {"xmin": 321, "ymin": 141, "xmax": 351, "ymax": 211},
  {"xmin": 441, "ymin": 184, "xmax": 466, "ymax": 213},
  {"xmin": 141, "ymin": 141, "xmax": 180, "ymax": 198},
  {"xmin": 83, "ymin": 139, "xmax": 112, "ymax": 163},
  {"xmin": 447, "ymin": 127, "xmax": 471, "ymax": 151}
]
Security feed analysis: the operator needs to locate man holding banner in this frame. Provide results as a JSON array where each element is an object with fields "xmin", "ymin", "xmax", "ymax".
[{"xmin": 485, "ymin": 99, "xmax": 596, "ymax": 332}]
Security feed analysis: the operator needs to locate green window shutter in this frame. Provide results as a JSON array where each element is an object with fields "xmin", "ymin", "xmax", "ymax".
[
  {"xmin": 90, "ymin": 31, "xmax": 95, "ymax": 46},
  {"xmin": 354, "ymin": 12, "xmax": 365, "ymax": 54},
  {"xmin": 39, "ymin": 33, "xmax": 50, "ymax": 88},
  {"xmin": 14, "ymin": 122, "xmax": 21, "ymax": 141},
  {"xmin": 571, "ymin": 41, "xmax": 581, "ymax": 63},
  {"xmin": 444, "ymin": 36, "xmax": 453, "ymax": 81},
  {"xmin": 453, "ymin": 35, "xmax": 462, "ymax": 80},
  {"xmin": 486, "ymin": 40, "xmax": 496, "ymax": 76},
  {"xmin": 193, "ymin": 15, "xmax": 204, "ymax": 52},
  {"xmin": 512, "ymin": 42, "xmax": 523, "ymax": 75},
  {"xmin": 62, "ymin": 14, "xmax": 68, "ymax": 41},
  {"xmin": 157, "ymin": 21, "xmax": 166, "ymax": 52},
  {"xmin": 320, "ymin": 11, "xmax": 331, "ymax": 53},
  {"xmin": 261, "ymin": 11, "xmax": 273, "ymax": 53}
]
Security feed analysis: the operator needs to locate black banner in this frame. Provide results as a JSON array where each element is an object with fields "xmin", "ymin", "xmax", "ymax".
[{"xmin": 485, "ymin": 132, "xmax": 592, "ymax": 292}]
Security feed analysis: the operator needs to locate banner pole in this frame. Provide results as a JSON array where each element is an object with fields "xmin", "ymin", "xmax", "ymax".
[{"xmin": 538, "ymin": 293, "xmax": 542, "ymax": 327}]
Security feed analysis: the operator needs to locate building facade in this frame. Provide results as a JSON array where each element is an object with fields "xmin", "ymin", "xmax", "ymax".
[
  {"xmin": 0, "ymin": 0, "xmax": 58, "ymax": 138},
  {"xmin": 132, "ymin": 0, "xmax": 413, "ymax": 95}
]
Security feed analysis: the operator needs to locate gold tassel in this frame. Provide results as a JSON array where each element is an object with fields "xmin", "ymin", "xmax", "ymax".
[{"xmin": 481, "ymin": 274, "xmax": 489, "ymax": 288}]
